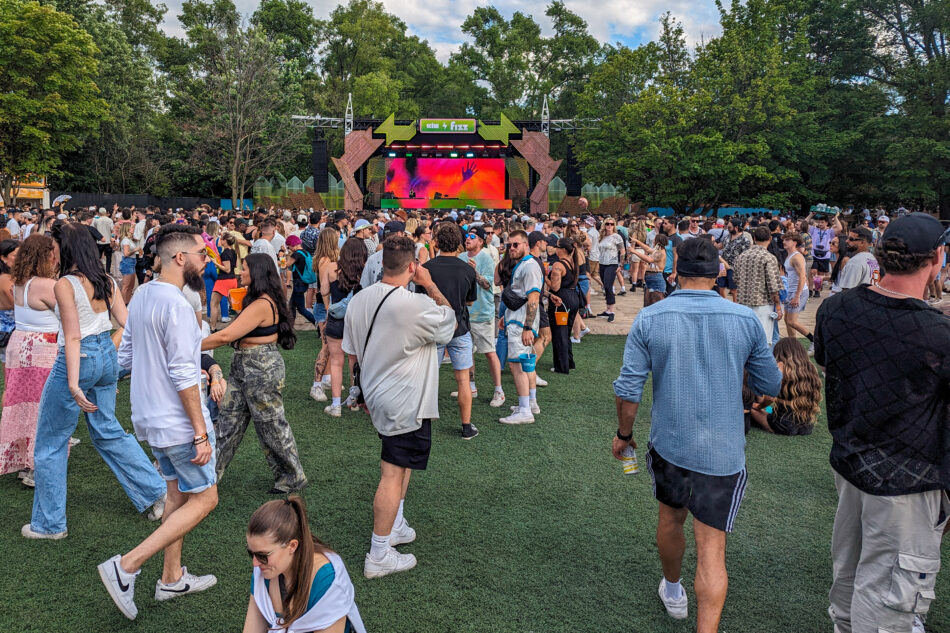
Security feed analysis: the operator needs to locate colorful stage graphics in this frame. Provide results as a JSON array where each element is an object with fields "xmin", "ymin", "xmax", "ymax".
[{"xmin": 384, "ymin": 158, "xmax": 505, "ymax": 200}]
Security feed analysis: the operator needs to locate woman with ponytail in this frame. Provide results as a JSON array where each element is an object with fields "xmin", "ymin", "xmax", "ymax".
[
  {"xmin": 244, "ymin": 496, "xmax": 366, "ymax": 633},
  {"xmin": 202, "ymin": 253, "xmax": 307, "ymax": 494},
  {"xmin": 545, "ymin": 237, "xmax": 582, "ymax": 374}
]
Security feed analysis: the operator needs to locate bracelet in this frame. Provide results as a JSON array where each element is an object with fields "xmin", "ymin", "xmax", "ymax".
[
  {"xmin": 616, "ymin": 429, "xmax": 633, "ymax": 442},
  {"xmin": 193, "ymin": 433, "xmax": 208, "ymax": 446}
]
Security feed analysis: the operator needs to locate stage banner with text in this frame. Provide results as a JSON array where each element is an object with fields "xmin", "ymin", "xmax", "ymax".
[{"xmin": 419, "ymin": 118, "xmax": 477, "ymax": 134}]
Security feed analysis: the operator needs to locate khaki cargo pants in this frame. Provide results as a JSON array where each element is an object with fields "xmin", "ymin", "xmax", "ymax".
[{"xmin": 829, "ymin": 472, "xmax": 949, "ymax": 633}]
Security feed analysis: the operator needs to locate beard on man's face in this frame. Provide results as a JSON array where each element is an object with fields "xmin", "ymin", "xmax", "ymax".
[{"xmin": 183, "ymin": 260, "xmax": 205, "ymax": 291}]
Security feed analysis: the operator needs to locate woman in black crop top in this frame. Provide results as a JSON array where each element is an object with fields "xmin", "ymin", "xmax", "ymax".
[{"xmin": 201, "ymin": 253, "xmax": 307, "ymax": 494}]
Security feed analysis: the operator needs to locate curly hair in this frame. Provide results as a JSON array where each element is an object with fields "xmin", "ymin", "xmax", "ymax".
[
  {"xmin": 874, "ymin": 238, "xmax": 937, "ymax": 275},
  {"xmin": 337, "ymin": 237, "xmax": 367, "ymax": 292},
  {"xmin": 433, "ymin": 221, "xmax": 463, "ymax": 253},
  {"xmin": 12, "ymin": 234, "xmax": 58, "ymax": 285},
  {"xmin": 773, "ymin": 338, "xmax": 822, "ymax": 423}
]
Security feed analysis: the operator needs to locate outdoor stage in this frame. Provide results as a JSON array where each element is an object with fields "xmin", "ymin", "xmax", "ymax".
[{"xmin": 380, "ymin": 198, "xmax": 512, "ymax": 210}]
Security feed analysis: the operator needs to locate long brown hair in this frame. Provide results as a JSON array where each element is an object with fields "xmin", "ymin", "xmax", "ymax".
[
  {"xmin": 247, "ymin": 496, "xmax": 331, "ymax": 630},
  {"xmin": 12, "ymin": 234, "xmax": 58, "ymax": 285},
  {"xmin": 337, "ymin": 238, "xmax": 367, "ymax": 292},
  {"xmin": 773, "ymin": 338, "xmax": 822, "ymax": 422},
  {"xmin": 314, "ymin": 227, "xmax": 339, "ymax": 273}
]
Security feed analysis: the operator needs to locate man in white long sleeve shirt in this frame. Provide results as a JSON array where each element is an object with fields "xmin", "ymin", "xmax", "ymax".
[{"xmin": 98, "ymin": 224, "xmax": 219, "ymax": 620}]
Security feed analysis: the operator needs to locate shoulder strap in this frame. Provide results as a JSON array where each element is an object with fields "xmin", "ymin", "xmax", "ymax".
[{"xmin": 362, "ymin": 287, "xmax": 399, "ymax": 356}]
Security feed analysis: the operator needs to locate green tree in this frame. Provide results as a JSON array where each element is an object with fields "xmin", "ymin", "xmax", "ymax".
[{"xmin": 0, "ymin": 0, "xmax": 107, "ymax": 203}]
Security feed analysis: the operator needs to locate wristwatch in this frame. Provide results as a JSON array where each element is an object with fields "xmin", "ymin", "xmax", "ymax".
[{"xmin": 616, "ymin": 429, "xmax": 633, "ymax": 442}]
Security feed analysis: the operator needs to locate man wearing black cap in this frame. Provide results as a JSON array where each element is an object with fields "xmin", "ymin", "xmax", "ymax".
[
  {"xmin": 360, "ymin": 221, "xmax": 405, "ymax": 288},
  {"xmin": 817, "ymin": 213, "xmax": 950, "ymax": 633},
  {"xmin": 333, "ymin": 210, "xmax": 350, "ymax": 248},
  {"xmin": 612, "ymin": 237, "xmax": 781, "ymax": 630}
]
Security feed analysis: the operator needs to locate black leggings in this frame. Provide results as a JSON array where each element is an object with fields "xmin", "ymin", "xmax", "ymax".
[
  {"xmin": 599, "ymin": 264, "xmax": 618, "ymax": 307},
  {"xmin": 289, "ymin": 284, "xmax": 315, "ymax": 324},
  {"xmin": 548, "ymin": 292, "xmax": 580, "ymax": 373}
]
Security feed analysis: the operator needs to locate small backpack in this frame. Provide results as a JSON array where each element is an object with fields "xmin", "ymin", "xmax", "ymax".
[{"xmin": 297, "ymin": 250, "xmax": 317, "ymax": 284}]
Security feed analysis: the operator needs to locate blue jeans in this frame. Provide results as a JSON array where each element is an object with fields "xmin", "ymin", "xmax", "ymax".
[
  {"xmin": 204, "ymin": 274, "xmax": 230, "ymax": 318},
  {"xmin": 30, "ymin": 332, "xmax": 166, "ymax": 535}
]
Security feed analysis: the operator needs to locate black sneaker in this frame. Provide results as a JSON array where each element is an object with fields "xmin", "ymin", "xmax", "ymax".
[
  {"xmin": 607, "ymin": 313, "xmax": 615, "ymax": 322},
  {"xmin": 597, "ymin": 311, "xmax": 611, "ymax": 317},
  {"xmin": 461, "ymin": 424, "xmax": 479, "ymax": 440},
  {"xmin": 617, "ymin": 289, "xmax": 627, "ymax": 296}
]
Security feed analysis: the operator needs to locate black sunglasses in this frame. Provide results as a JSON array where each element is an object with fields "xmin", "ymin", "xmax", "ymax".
[
  {"xmin": 247, "ymin": 547, "xmax": 276, "ymax": 564},
  {"xmin": 506, "ymin": 242, "xmax": 524, "ymax": 248}
]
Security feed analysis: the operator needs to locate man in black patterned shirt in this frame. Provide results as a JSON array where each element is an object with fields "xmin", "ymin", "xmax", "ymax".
[{"xmin": 815, "ymin": 213, "xmax": 950, "ymax": 633}]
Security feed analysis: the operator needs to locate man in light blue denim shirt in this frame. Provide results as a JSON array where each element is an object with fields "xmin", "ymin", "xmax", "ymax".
[{"xmin": 611, "ymin": 238, "xmax": 782, "ymax": 631}]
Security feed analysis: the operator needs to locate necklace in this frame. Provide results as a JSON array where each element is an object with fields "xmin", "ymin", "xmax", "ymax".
[{"xmin": 874, "ymin": 283, "xmax": 923, "ymax": 301}]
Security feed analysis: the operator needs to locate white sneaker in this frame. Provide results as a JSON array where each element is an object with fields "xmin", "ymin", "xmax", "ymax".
[
  {"xmin": 363, "ymin": 548, "xmax": 417, "ymax": 579},
  {"xmin": 343, "ymin": 386, "xmax": 360, "ymax": 408},
  {"xmin": 390, "ymin": 521, "xmax": 416, "ymax": 546},
  {"xmin": 489, "ymin": 391, "xmax": 506, "ymax": 407},
  {"xmin": 579, "ymin": 327, "xmax": 591, "ymax": 338},
  {"xmin": 510, "ymin": 402, "xmax": 541, "ymax": 415},
  {"xmin": 570, "ymin": 337, "xmax": 581, "ymax": 344},
  {"xmin": 68, "ymin": 436, "xmax": 81, "ymax": 447},
  {"xmin": 146, "ymin": 493, "xmax": 166, "ymax": 521},
  {"xmin": 535, "ymin": 376, "xmax": 548, "ymax": 387},
  {"xmin": 98, "ymin": 554, "xmax": 138, "ymax": 620},
  {"xmin": 324, "ymin": 404, "xmax": 341, "ymax": 417},
  {"xmin": 221, "ymin": 316, "xmax": 231, "ymax": 322},
  {"xmin": 450, "ymin": 389, "xmax": 477, "ymax": 399},
  {"xmin": 658, "ymin": 579, "xmax": 688, "ymax": 620},
  {"xmin": 309, "ymin": 383, "xmax": 327, "ymax": 402},
  {"xmin": 154, "ymin": 567, "xmax": 217, "ymax": 601},
  {"xmin": 20, "ymin": 470, "xmax": 35, "ymax": 487},
  {"xmin": 913, "ymin": 613, "xmax": 926, "ymax": 633},
  {"xmin": 499, "ymin": 410, "xmax": 535, "ymax": 425},
  {"xmin": 808, "ymin": 342, "xmax": 815, "ymax": 356},
  {"xmin": 21, "ymin": 523, "xmax": 66, "ymax": 540}
]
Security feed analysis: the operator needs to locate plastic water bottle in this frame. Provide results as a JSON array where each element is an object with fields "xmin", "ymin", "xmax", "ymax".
[{"xmin": 621, "ymin": 445, "xmax": 639, "ymax": 475}]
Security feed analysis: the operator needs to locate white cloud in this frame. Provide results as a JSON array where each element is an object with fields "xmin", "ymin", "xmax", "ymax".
[{"xmin": 158, "ymin": 0, "xmax": 723, "ymax": 61}]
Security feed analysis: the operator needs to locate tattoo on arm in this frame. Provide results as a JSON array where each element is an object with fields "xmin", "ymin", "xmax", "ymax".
[
  {"xmin": 475, "ymin": 273, "xmax": 492, "ymax": 291},
  {"xmin": 210, "ymin": 367, "xmax": 224, "ymax": 383},
  {"xmin": 425, "ymin": 284, "xmax": 452, "ymax": 308},
  {"xmin": 524, "ymin": 301, "xmax": 538, "ymax": 330}
]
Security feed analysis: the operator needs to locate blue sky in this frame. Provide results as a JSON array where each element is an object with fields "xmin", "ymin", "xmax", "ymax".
[{"xmin": 159, "ymin": 0, "xmax": 724, "ymax": 62}]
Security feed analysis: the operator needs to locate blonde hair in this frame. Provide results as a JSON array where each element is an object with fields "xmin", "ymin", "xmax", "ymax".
[
  {"xmin": 405, "ymin": 218, "xmax": 419, "ymax": 236},
  {"xmin": 116, "ymin": 222, "xmax": 134, "ymax": 240},
  {"xmin": 314, "ymin": 228, "xmax": 339, "ymax": 272}
]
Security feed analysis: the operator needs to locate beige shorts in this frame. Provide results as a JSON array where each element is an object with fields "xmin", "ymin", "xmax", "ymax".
[{"xmin": 469, "ymin": 320, "xmax": 495, "ymax": 355}]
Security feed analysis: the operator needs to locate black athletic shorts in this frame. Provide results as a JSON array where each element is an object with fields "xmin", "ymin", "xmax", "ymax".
[
  {"xmin": 811, "ymin": 258, "xmax": 830, "ymax": 273},
  {"xmin": 539, "ymin": 303, "xmax": 550, "ymax": 329},
  {"xmin": 379, "ymin": 420, "xmax": 431, "ymax": 470},
  {"xmin": 646, "ymin": 444, "xmax": 748, "ymax": 533},
  {"xmin": 715, "ymin": 269, "xmax": 736, "ymax": 290}
]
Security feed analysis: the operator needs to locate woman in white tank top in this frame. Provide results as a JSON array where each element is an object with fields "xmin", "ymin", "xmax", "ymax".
[
  {"xmin": 24, "ymin": 224, "xmax": 165, "ymax": 540},
  {"xmin": 0, "ymin": 235, "xmax": 60, "ymax": 485}
]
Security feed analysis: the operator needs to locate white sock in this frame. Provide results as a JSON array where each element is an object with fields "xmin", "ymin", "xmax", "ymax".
[
  {"xmin": 529, "ymin": 388, "xmax": 536, "ymax": 400},
  {"xmin": 322, "ymin": 374, "xmax": 331, "ymax": 384},
  {"xmin": 312, "ymin": 380, "xmax": 321, "ymax": 389},
  {"xmin": 394, "ymin": 500, "xmax": 405, "ymax": 529},
  {"xmin": 332, "ymin": 397, "xmax": 341, "ymax": 407},
  {"xmin": 518, "ymin": 395, "xmax": 530, "ymax": 411},
  {"xmin": 664, "ymin": 578, "xmax": 684, "ymax": 600},
  {"xmin": 469, "ymin": 381, "xmax": 477, "ymax": 392},
  {"xmin": 495, "ymin": 385, "xmax": 504, "ymax": 393},
  {"xmin": 370, "ymin": 533, "xmax": 390, "ymax": 561}
]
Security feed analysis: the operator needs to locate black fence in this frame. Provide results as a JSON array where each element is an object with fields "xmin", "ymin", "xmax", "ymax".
[{"xmin": 51, "ymin": 192, "xmax": 222, "ymax": 212}]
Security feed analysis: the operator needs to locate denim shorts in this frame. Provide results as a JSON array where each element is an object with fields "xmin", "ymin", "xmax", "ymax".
[
  {"xmin": 119, "ymin": 256, "xmax": 136, "ymax": 276},
  {"xmin": 437, "ymin": 332, "xmax": 474, "ymax": 371},
  {"xmin": 152, "ymin": 429, "xmax": 217, "ymax": 494},
  {"xmin": 644, "ymin": 272, "xmax": 666, "ymax": 293},
  {"xmin": 578, "ymin": 275, "xmax": 590, "ymax": 296}
]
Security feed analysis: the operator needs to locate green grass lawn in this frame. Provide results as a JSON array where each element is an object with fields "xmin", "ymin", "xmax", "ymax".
[{"xmin": 1, "ymin": 333, "xmax": 948, "ymax": 632}]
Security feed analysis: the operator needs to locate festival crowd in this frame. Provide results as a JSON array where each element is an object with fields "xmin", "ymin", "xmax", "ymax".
[{"xmin": 0, "ymin": 197, "xmax": 945, "ymax": 633}]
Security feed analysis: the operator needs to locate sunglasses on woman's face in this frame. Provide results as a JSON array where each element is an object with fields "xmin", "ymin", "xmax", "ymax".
[
  {"xmin": 247, "ymin": 548, "xmax": 276, "ymax": 564},
  {"xmin": 605, "ymin": 223, "xmax": 615, "ymax": 227}
]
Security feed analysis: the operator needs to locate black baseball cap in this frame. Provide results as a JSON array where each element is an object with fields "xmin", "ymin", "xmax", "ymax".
[
  {"xmin": 466, "ymin": 225, "xmax": 487, "ymax": 242},
  {"xmin": 880, "ymin": 213, "xmax": 949, "ymax": 254},
  {"xmin": 333, "ymin": 210, "xmax": 348, "ymax": 223},
  {"xmin": 382, "ymin": 220, "xmax": 405, "ymax": 238},
  {"xmin": 527, "ymin": 231, "xmax": 546, "ymax": 248}
]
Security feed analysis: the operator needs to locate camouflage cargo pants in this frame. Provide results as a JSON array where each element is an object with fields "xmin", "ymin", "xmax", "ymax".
[{"xmin": 215, "ymin": 343, "xmax": 307, "ymax": 492}]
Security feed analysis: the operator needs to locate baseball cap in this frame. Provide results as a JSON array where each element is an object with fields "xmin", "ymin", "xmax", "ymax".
[
  {"xmin": 333, "ymin": 210, "xmax": 348, "ymax": 223},
  {"xmin": 877, "ymin": 215, "xmax": 890, "ymax": 224},
  {"xmin": 527, "ymin": 231, "xmax": 546, "ymax": 248},
  {"xmin": 466, "ymin": 225, "xmax": 487, "ymax": 242},
  {"xmin": 545, "ymin": 233, "xmax": 559, "ymax": 248},
  {"xmin": 382, "ymin": 221, "xmax": 405, "ymax": 238},
  {"xmin": 585, "ymin": 217, "xmax": 596, "ymax": 226},
  {"xmin": 879, "ymin": 212, "xmax": 949, "ymax": 254},
  {"xmin": 285, "ymin": 235, "xmax": 302, "ymax": 247},
  {"xmin": 353, "ymin": 219, "xmax": 371, "ymax": 231},
  {"xmin": 850, "ymin": 226, "xmax": 874, "ymax": 242}
]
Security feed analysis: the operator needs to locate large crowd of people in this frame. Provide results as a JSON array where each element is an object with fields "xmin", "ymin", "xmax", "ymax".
[{"xmin": 0, "ymin": 198, "xmax": 946, "ymax": 632}]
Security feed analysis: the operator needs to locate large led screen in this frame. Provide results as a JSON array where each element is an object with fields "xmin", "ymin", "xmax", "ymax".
[{"xmin": 384, "ymin": 158, "xmax": 505, "ymax": 199}]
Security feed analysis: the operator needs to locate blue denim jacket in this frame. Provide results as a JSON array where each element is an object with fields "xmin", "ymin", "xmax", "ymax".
[{"xmin": 613, "ymin": 289, "xmax": 783, "ymax": 476}]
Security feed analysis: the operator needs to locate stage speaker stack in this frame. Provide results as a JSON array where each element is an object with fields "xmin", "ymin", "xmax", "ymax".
[
  {"xmin": 312, "ymin": 139, "xmax": 328, "ymax": 192},
  {"xmin": 566, "ymin": 143, "xmax": 582, "ymax": 197}
]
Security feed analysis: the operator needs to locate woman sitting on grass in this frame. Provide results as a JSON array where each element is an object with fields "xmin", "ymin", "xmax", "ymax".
[
  {"xmin": 244, "ymin": 496, "xmax": 366, "ymax": 633},
  {"xmin": 749, "ymin": 338, "xmax": 822, "ymax": 436}
]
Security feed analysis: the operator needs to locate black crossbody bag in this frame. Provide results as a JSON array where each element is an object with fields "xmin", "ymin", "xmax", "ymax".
[{"xmin": 353, "ymin": 286, "xmax": 399, "ymax": 405}]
